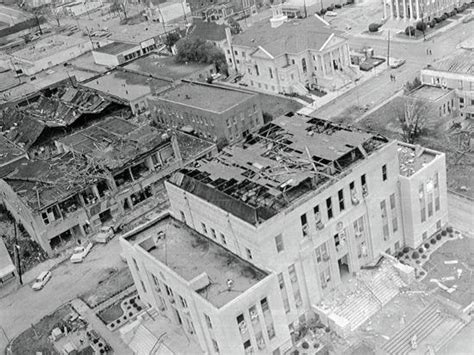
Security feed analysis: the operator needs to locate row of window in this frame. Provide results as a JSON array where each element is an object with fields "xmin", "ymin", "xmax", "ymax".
[
  {"xmin": 277, "ymin": 264, "xmax": 303, "ymax": 315},
  {"xmin": 419, "ymin": 172, "xmax": 441, "ymax": 223},
  {"xmin": 380, "ymin": 193, "xmax": 399, "ymax": 241}
]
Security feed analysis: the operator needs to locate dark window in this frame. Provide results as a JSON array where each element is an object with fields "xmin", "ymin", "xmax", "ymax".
[
  {"xmin": 382, "ymin": 164, "xmax": 387, "ymax": 181},
  {"xmin": 338, "ymin": 189, "xmax": 345, "ymax": 211},
  {"xmin": 326, "ymin": 197, "xmax": 333, "ymax": 219}
]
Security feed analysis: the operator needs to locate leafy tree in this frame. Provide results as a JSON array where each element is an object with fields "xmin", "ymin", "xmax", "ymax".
[
  {"xmin": 227, "ymin": 17, "xmax": 241, "ymax": 35},
  {"xmin": 111, "ymin": 0, "xmax": 128, "ymax": 20},
  {"xmin": 404, "ymin": 77, "xmax": 422, "ymax": 93},
  {"xmin": 397, "ymin": 99, "xmax": 429, "ymax": 144},
  {"xmin": 164, "ymin": 32, "xmax": 180, "ymax": 51},
  {"xmin": 175, "ymin": 37, "xmax": 228, "ymax": 74},
  {"xmin": 368, "ymin": 23, "xmax": 380, "ymax": 32}
]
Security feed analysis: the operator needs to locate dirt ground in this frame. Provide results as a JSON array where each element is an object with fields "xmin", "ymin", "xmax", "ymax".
[
  {"xmin": 421, "ymin": 237, "xmax": 474, "ymax": 307},
  {"xmin": 258, "ymin": 93, "xmax": 304, "ymax": 119}
]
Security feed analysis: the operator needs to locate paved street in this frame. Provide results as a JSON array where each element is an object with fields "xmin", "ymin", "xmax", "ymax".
[
  {"xmin": 311, "ymin": 21, "xmax": 474, "ymax": 119},
  {"xmin": 0, "ymin": 237, "xmax": 126, "ymax": 349},
  {"xmin": 448, "ymin": 193, "xmax": 474, "ymax": 237}
]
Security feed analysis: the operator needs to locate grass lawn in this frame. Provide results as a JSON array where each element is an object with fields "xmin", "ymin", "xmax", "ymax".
[
  {"xmin": 357, "ymin": 96, "xmax": 474, "ymax": 198},
  {"xmin": 81, "ymin": 267, "xmax": 134, "ymax": 308},
  {"xmin": 10, "ymin": 304, "xmax": 73, "ymax": 355},
  {"xmin": 97, "ymin": 302, "xmax": 124, "ymax": 324},
  {"xmin": 258, "ymin": 93, "xmax": 304, "ymax": 119},
  {"xmin": 422, "ymin": 237, "xmax": 474, "ymax": 307}
]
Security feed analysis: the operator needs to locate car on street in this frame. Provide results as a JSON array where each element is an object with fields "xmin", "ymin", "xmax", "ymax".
[
  {"xmin": 32, "ymin": 271, "xmax": 52, "ymax": 291},
  {"xmin": 326, "ymin": 11, "xmax": 338, "ymax": 17},
  {"xmin": 93, "ymin": 226, "xmax": 114, "ymax": 244},
  {"xmin": 390, "ymin": 58, "xmax": 406, "ymax": 69},
  {"xmin": 70, "ymin": 242, "xmax": 94, "ymax": 263}
]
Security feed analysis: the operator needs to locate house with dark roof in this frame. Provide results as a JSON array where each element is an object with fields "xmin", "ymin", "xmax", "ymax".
[
  {"xmin": 223, "ymin": 5, "xmax": 358, "ymax": 94},
  {"xmin": 187, "ymin": 19, "xmax": 228, "ymax": 48}
]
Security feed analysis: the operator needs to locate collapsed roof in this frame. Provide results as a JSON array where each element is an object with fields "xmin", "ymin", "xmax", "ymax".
[
  {"xmin": 57, "ymin": 117, "xmax": 169, "ymax": 170},
  {"xmin": 0, "ymin": 85, "xmax": 114, "ymax": 149},
  {"xmin": 169, "ymin": 114, "xmax": 388, "ymax": 225}
]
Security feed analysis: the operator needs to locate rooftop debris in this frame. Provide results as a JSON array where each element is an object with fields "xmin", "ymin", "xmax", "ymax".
[{"xmin": 170, "ymin": 114, "xmax": 388, "ymax": 225}]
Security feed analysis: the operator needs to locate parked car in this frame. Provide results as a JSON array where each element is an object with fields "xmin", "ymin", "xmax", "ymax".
[
  {"xmin": 326, "ymin": 11, "xmax": 338, "ymax": 17},
  {"xmin": 93, "ymin": 226, "xmax": 114, "ymax": 244},
  {"xmin": 32, "ymin": 271, "xmax": 52, "ymax": 291},
  {"xmin": 390, "ymin": 58, "xmax": 406, "ymax": 69},
  {"xmin": 70, "ymin": 242, "xmax": 94, "ymax": 263}
]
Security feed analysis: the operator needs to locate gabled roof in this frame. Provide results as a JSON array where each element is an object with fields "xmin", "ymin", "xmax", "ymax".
[
  {"xmin": 187, "ymin": 19, "xmax": 227, "ymax": 42},
  {"xmin": 232, "ymin": 15, "xmax": 343, "ymax": 57}
]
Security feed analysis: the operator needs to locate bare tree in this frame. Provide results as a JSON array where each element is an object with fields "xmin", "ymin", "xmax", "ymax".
[
  {"xmin": 397, "ymin": 98, "xmax": 429, "ymax": 144},
  {"xmin": 111, "ymin": 0, "xmax": 129, "ymax": 20}
]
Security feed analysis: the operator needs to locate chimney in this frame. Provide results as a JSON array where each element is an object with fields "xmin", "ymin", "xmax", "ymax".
[{"xmin": 270, "ymin": 4, "xmax": 287, "ymax": 28}]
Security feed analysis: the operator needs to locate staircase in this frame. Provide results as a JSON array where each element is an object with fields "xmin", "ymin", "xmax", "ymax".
[
  {"xmin": 432, "ymin": 318, "xmax": 467, "ymax": 353},
  {"xmin": 382, "ymin": 302, "xmax": 445, "ymax": 355},
  {"xmin": 327, "ymin": 261, "xmax": 405, "ymax": 332},
  {"xmin": 363, "ymin": 265, "xmax": 405, "ymax": 306},
  {"xmin": 128, "ymin": 323, "xmax": 158, "ymax": 355},
  {"xmin": 333, "ymin": 285, "xmax": 381, "ymax": 331},
  {"xmin": 291, "ymin": 82, "xmax": 309, "ymax": 95}
]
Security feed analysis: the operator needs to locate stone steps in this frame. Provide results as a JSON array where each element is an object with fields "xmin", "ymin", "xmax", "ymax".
[
  {"xmin": 382, "ymin": 302, "xmax": 444, "ymax": 355},
  {"xmin": 433, "ymin": 318, "xmax": 466, "ymax": 353},
  {"xmin": 334, "ymin": 286, "xmax": 380, "ymax": 331}
]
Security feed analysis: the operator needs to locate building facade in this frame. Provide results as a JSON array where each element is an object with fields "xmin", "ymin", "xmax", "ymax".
[
  {"xmin": 386, "ymin": 0, "xmax": 468, "ymax": 22},
  {"xmin": 161, "ymin": 114, "xmax": 448, "ymax": 341},
  {"xmin": 121, "ymin": 214, "xmax": 293, "ymax": 354},
  {"xmin": 0, "ymin": 118, "xmax": 216, "ymax": 255},
  {"xmin": 420, "ymin": 49, "xmax": 474, "ymax": 119},
  {"xmin": 148, "ymin": 82, "xmax": 264, "ymax": 145},
  {"xmin": 223, "ymin": 6, "xmax": 357, "ymax": 94},
  {"xmin": 92, "ymin": 41, "xmax": 148, "ymax": 67},
  {"xmin": 9, "ymin": 35, "xmax": 93, "ymax": 76},
  {"xmin": 187, "ymin": 0, "xmax": 258, "ymax": 21}
]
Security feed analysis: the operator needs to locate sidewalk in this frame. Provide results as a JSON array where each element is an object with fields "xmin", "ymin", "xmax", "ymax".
[{"xmin": 71, "ymin": 298, "xmax": 130, "ymax": 355}]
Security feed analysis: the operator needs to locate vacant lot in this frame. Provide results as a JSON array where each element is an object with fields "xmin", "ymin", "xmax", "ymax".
[
  {"xmin": 258, "ymin": 93, "xmax": 304, "ymax": 119},
  {"xmin": 358, "ymin": 96, "xmax": 474, "ymax": 198},
  {"xmin": 10, "ymin": 304, "xmax": 72, "ymax": 355},
  {"xmin": 81, "ymin": 267, "xmax": 134, "ymax": 309}
]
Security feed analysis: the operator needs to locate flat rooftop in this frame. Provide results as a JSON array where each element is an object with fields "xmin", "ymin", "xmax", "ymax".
[
  {"xmin": 156, "ymin": 82, "xmax": 255, "ymax": 113},
  {"xmin": 398, "ymin": 144, "xmax": 437, "ymax": 177},
  {"xmin": 129, "ymin": 215, "xmax": 268, "ymax": 308},
  {"xmin": 58, "ymin": 117, "xmax": 168, "ymax": 170},
  {"xmin": 169, "ymin": 113, "xmax": 388, "ymax": 225},
  {"xmin": 94, "ymin": 41, "xmax": 138, "ymax": 55},
  {"xmin": 123, "ymin": 54, "xmax": 211, "ymax": 81},
  {"xmin": 11, "ymin": 34, "xmax": 89, "ymax": 60},
  {"xmin": 0, "ymin": 135, "xmax": 25, "ymax": 166},
  {"xmin": 427, "ymin": 50, "xmax": 474, "ymax": 76},
  {"xmin": 83, "ymin": 70, "xmax": 171, "ymax": 101},
  {"xmin": 409, "ymin": 85, "xmax": 452, "ymax": 101}
]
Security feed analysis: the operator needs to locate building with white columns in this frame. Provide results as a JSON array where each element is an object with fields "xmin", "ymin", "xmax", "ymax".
[{"xmin": 386, "ymin": 0, "xmax": 466, "ymax": 22}]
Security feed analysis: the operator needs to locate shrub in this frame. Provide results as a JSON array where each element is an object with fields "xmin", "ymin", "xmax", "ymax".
[
  {"xmin": 418, "ymin": 247, "xmax": 424, "ymax": 253},
  {"xmin": 450, "ymin": 10, "xmax": 456, "ymax": 16},
  {"xmin": 424, "ymin": 243, "xmax": 430, "ymax": 248},
  {"xmin": 436, "ymin": 234, "xmax": 442, "ymax": 240},
  {"xmin": 405, "ymin": 26, "xmax": 416, "ymax": 36},
  {"xmin": 137, "ymin": 306, "xmax": 142, "ymax": 311},
  {"xmin": 441, "ymin": 229, "xmax": 447, "ymax": 236},
  {"xmin": 327, "ymin": 5, "xmax": 334, "ymax": 11},
  {"xmin": 422, "ymin": 254, "xmax": 427, "ymax": 259},
  {"xmin": 443, "ymin": 12, "xmax": 450, "ymax": 18},
  {"xmin": 447, "ymin": 226, "xmax": 453, "ymax": 233},
  {"xmin": 430, "ymin": 239, "xmax": 436, "ymax": 244},
  {"xmin": 320, "ymin": 8, "xmax": 327, "ymax": 14},
  {"xmin": 420, "ymin": 271, "xmax": 425, "ymax": 276},
  {"xmin": 412, "ymin": 251, "xmax": 420, "ymax": 259},
  {"xmin": 416, "ymin": 260, "xmax": 421, "ymax": 264},
  {"xmin": 435, "ymin": 17, "xmax": 442, "ymax": 23},
  {"xmin": 429, "ymin": 19, "xmax": 436, "ymax": 28},
  {"xmin": 403, "ymin": 247, "xmax": 410, "ymax": 253},
  {"xmin": 397, "ymin": 252, "xmax": 404, "ymax": 258},
  {"xmin": 416, "ymin": 21, "xmax": 427, "ymax": 31},
  {"xmin": 335, "ymin": 4, "xmax": 342, "ymax": 8},
  {"xmin": 440, "ymin": 14, "xmax": 448, "ymax": 20},
  {"xmin": 369, "ymin": 23, "xmax": 380, "ymax": 32},
  {"xmin": 302, "ymin": 342, "xmax": 310, "ymax": 349}
]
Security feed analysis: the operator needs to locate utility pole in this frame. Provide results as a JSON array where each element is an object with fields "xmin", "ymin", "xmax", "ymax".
[
  {"xmin": 387, "ymin": 30, "xmax": 391, "ymax": 67},
  {"xmin": 304, "ymin": 0, "xmax": 308, "ymax": 18},
  {"xmin": 13, "ymin": 221, "xmax": 23, "ymax": 285}
]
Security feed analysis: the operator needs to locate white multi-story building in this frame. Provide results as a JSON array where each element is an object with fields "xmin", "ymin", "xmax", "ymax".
[
  {"xmin": 385, "ymin": 0, "xmax": 468, "ymax": 22},
  {"xmin": 123, "ymin": 113, "xmax": 449, "ymax": 353},
  {"xmin": 420, "ymin": 49, "xmax": 474, "ymax": 119},
  {"xmin": 223, "ymin": 5, "xmax": 357, "ymax": 94}
]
